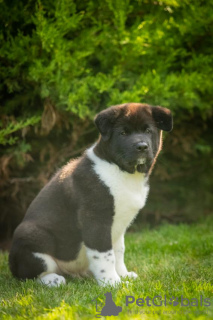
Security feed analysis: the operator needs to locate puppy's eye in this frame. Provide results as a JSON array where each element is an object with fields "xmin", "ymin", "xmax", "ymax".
[
  {"xmin": 145, "ymin": 128, "xmax": 151, "ymax": 134},
  {"xmin": 120, "ymin": 130, "xmax": 127, "ymax": 136}
]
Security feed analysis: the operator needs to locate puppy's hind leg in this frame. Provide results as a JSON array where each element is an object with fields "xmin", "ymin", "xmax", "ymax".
[
  {"xmin": 9, "ymin": 223, "xmax": 65, "ymax": 287},
  {"xmin": 33, "ymin": 253, "xmax": 66, "ymax": 287}
]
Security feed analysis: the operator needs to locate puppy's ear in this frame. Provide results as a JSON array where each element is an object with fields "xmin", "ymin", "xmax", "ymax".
[
  {"xmin": 152, "ymin": 106, "xmax": 173, "ymax": 132},
  {"xmin": 94, "ymin": 107, "xmax": 119, "ymax": 141}
]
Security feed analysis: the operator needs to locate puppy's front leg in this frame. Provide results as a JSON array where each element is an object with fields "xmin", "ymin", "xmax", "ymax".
[
  {"xmin": 113, "ymin": 234, "xmax": 138, "ymax": 279},
  {"xmin": 86, "ymin": 248, "xmax": 121, "ymax": 286},
  {"xmin": 83, "ymin": 221, "xmax": 121, "ymax": 286}
]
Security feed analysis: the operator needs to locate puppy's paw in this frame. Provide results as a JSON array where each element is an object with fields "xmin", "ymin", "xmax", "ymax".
[
  {"xmin": 121, "ymin": 271, "xmax": 138, "ymax": 279},
  {"xmin": 38, "ymin": 273, "xmax": 66, "ymax": 287},
  {"xmin": 97, "ymin": 274, "xmax": 121, "ymax": 287}
]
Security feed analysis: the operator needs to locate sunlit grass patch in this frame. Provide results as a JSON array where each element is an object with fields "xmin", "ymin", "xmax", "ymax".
[{"xmin": 0, "ymin": 217, "xmax": 213, "ymax": 319}]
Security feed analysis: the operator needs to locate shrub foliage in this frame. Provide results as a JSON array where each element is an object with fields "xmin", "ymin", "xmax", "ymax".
[{"xmin": 0, "ymin": 0, "xmax": 212, "ymax": 245}]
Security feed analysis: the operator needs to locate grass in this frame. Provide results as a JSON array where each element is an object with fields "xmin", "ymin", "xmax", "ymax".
[{"xmin": 0, "ymin": 217, "xmax": 213, "ymax": 319}]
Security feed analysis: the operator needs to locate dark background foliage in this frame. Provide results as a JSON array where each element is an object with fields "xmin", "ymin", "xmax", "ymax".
[{"xmin": 0, "ymin": 0, "xmax": 212, "ymax": 250}]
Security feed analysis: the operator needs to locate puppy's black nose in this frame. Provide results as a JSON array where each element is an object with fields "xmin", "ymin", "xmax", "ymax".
[{"xmin": 136, "ymin": 142, "xmax": 148, "ymax": 152}]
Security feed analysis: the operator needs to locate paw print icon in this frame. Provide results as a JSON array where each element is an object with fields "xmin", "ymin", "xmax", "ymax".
[{"xmin": 169, "ymin": 296, "xmax": 179, "ymax": 306}]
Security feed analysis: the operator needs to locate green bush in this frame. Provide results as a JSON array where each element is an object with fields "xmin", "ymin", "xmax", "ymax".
[{"xmin": 1, "ymin": 0, "xmax": 213, "ymax": 134}]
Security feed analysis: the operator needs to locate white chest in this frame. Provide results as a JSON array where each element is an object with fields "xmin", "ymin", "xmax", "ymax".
[{"xmin": 87, "ymin": 147, "xmax": 149, "ymax": 243}]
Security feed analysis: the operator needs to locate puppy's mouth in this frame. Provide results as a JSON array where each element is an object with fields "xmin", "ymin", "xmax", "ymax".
[
  {"xmin": 125, "ymin": 158, "xmax": 148, "ymax": 173},
  {"xmin": 135, "ymin": 158, "xmax": 146, "ymax": 173}
]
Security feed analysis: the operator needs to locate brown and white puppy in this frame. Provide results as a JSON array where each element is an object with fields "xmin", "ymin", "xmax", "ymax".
[{"xmin": 9, "ymin": 103, "xmax": 173, "ymax": 287}]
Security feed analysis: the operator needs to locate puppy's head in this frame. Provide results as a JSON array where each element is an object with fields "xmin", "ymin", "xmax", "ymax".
[{"xmin": 94, "ymin": 103, "xmax": 173, "ymax": 174}]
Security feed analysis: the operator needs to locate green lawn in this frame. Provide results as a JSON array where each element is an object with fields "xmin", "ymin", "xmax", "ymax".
[{"xmin": 0, "ymin": 217, "xmax": 213, "ymax": 319}]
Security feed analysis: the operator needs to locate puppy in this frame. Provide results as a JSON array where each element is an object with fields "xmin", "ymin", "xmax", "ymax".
[{"xmin": 9, "ymin": 103, "xmax": 173, "ymax": 287}]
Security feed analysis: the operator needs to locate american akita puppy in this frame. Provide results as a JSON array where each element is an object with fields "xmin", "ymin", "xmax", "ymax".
[{"xmin": 9, "ymin": 103, "xmax": 173, "ymax": 287}]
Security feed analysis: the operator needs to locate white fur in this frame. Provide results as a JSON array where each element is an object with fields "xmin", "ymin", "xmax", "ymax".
[
  {"xmin": 86, "ymin": 145, "xmax": 149, "ymax": 284},
  {"xmin": 33, "ymin": 252, "xmax": 59, "ymax": 276},
  {"xmin": 86, "ymin": 247, "xmax": 121, "ymax": 286},
  {"xmin": 113, "ymin": 234, "xmax": 138, "ymax": 279},
  {"xmin": 87, "ymin": 146, "xmax": 149, "ymax": 243},
  {"xmin": 33, "ymin": 253, "xmax": 66, "ymax": 287},
  {"xmin": 38, "ymin": 273, "xmax": 66, "ymax": 287},
  {"xmin": 33, "ymin": 244, "xmax": 89, "ymax": 283}
]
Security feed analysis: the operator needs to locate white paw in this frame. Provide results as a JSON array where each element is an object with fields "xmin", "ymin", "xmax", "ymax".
[
  {"xmin": 97, "ymin": 274, "xmax": 121, "ymax": 287},
  {"xmin": 38, "ymin": 273, "xmax": 66, "ymax": 287},
  {"xmin": 121, "ymin": 271, "xmax": 138, "ymax": 279}
]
